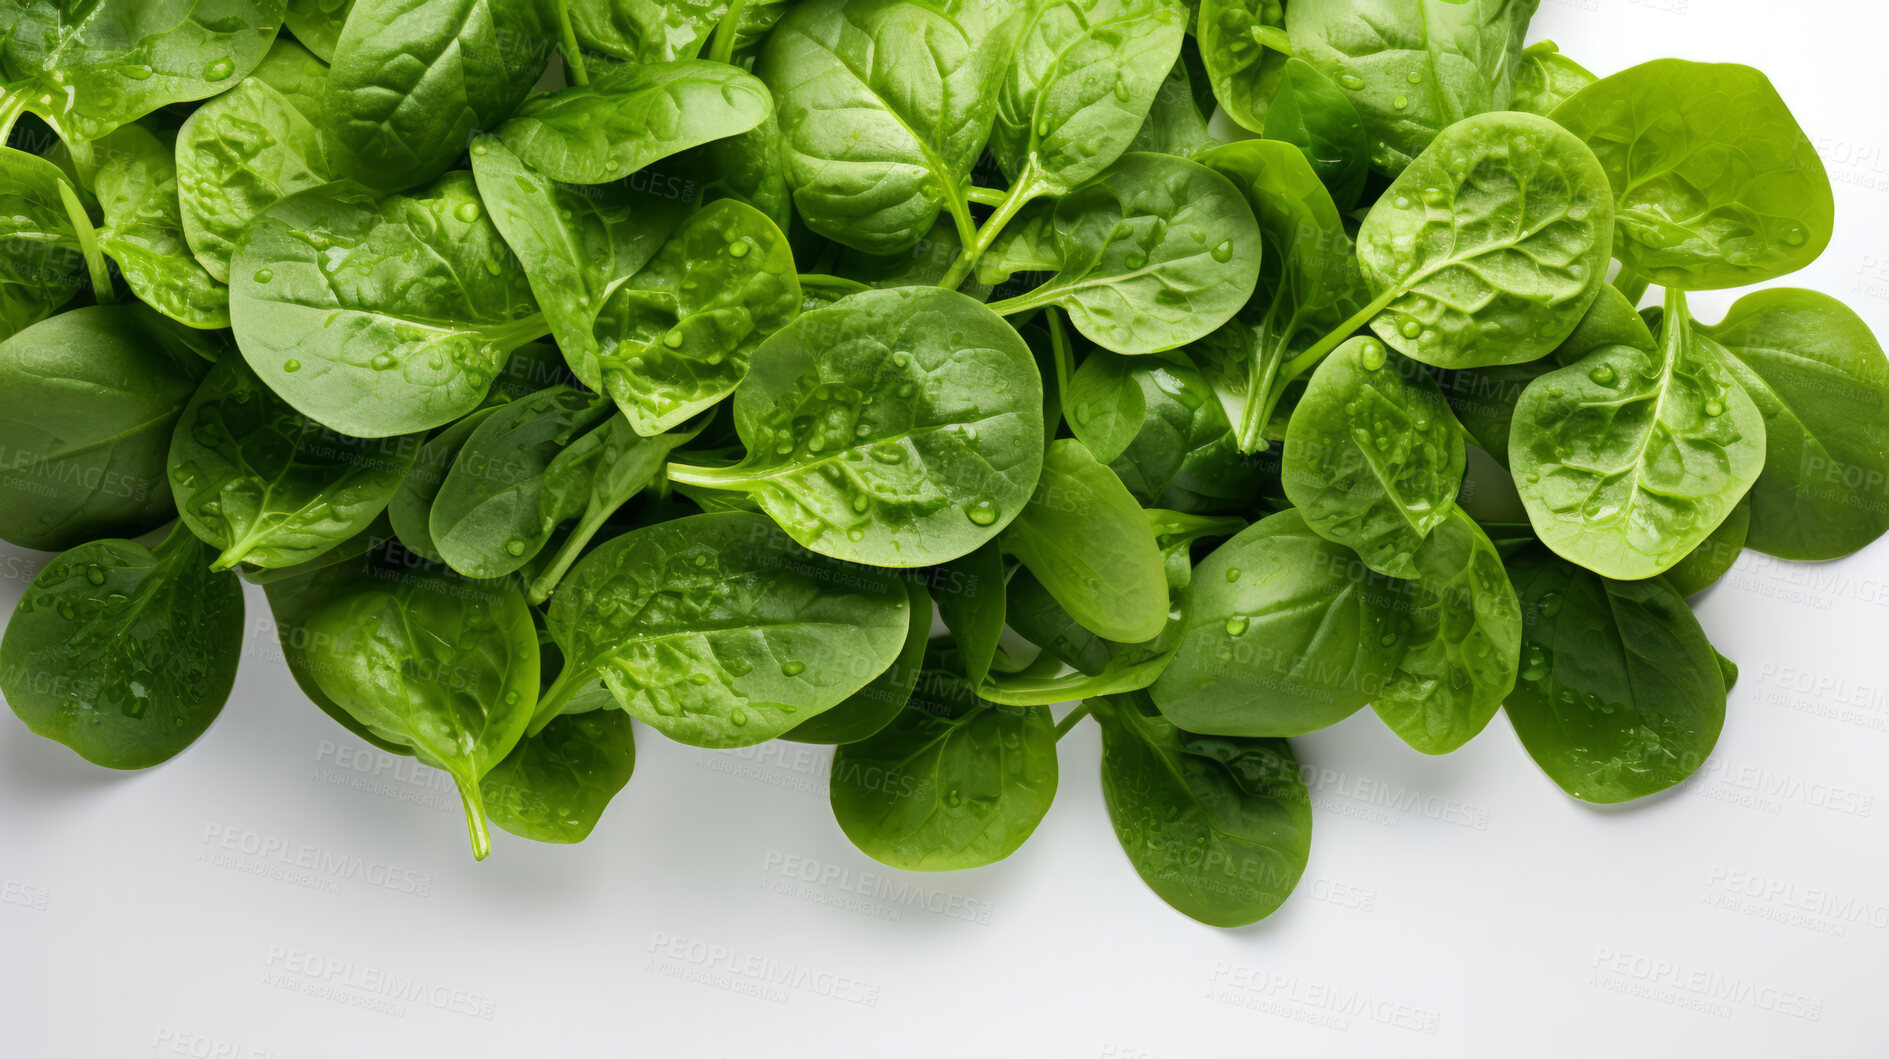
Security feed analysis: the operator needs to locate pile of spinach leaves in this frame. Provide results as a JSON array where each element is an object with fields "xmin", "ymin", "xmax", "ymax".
[{"xmin": 1, "ymin": 0, "xmax": 1882, "ymax": 929}]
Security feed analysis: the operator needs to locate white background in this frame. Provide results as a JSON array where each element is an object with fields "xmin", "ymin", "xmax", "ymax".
[{"xmin": 5, "ymin": 2, "xmax": 1889, "ymax": 1056}]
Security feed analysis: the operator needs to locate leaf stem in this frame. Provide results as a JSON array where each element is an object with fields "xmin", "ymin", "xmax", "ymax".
[
  {"xmin": 1054, "ymin": 701, "xmax": 1093, "ymax": 741},
  {"xmin": 1613, "ymin": 262, "xmax": 1650, "ymax": 306},
  {"xmin": 1280, "ymin": 287, "xmax": 1398, "ymax": 383},
  {"xmin": 1251, "ymin": 25, "xmax": 1293, "ymax": 56},
  {"xmin": 552, "ymin": 0, "xmax": 589, "ymax": 85},
  {"xmin": 56, "ymin": 179, "xmax": 113, "ymax": 304},
  {"xmin": 457, "ymin": 780, "xmax": 493, "ymax": 861},
  {"xmin": 529, "ymin": 665, "xmax": 584, "ymax": 736},
  {"xmin": 964, "ymin": 185, "xmax": 1008, "ymax": 208},
  {"xmin": 938, "ymin": 173, "xmax": 1045, "ymax": 292},
  {"xmin": 709, "ymin": 0, "xmax": 751, "ymax": 65}
]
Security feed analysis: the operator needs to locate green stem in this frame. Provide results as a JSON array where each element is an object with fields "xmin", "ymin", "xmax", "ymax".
[
  {"xmin": 1613, "ymin": 262, "xmax": 1649, "ymax": 306},
  {"xmin": 1280, "ymin": 288, "xmax": 1399, "ymax": 383},
  {"xmin": 938, "ymin": 173, "xmax": 1046, "ymax": 292},
  {"xmin": 56, "ymin": 179, "xmax": 113, "ymax": 304},
  {"xmin": 528, "ymin": 506, "xmax": 611, "ymax": 606},
  {"xmin": 709, "ymin": 0, "xmax": 751, "ymax": 65},
  {"xmin": 529, "ymin": 665, "xmax": 584, "ymax": 737},
  {"xmin": 552, "ymin": 0, "xmax": 589, "ymax": 85},
  {"xmin": 457, "ymin": 780, "xmax": 493, "ymax": 861},
  {"xmin": 666, "ymin": 461, "xmax": 746, "ymax": 489},
  {"xmin": 0, "ymin": 94, "xmax": 23, "ymax": 142},
  {"xmin": 1054, "ymin": 702, "xmax": 1092, "ymax": 741},
  {"xmin": 964, "ymin": 185, "xmax": 1008, "ymax": 208}
]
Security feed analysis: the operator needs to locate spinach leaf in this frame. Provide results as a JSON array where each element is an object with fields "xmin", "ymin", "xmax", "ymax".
[
  {"xmin": 322, "ymin": 0, "xmax": 552, "ymax": 193},
  {"xmin": 1127, "ymin": 55, "xmax": 1219, "ymax": 160},
  {"xmin": 1511, "ymin": 40, "xmax": 1593, "ymax": 116},
  {"xmin": 541, "ymin": 511, "xmax": 911, "ymax": 747},
  {"xmin": 285, "ymin": 0, "xmax": 353, "ymax": 61},
  {"xmin": 1350, "ymin": 111, "xmax": 1613, "ymax": 370},
  {"xmin": 482, "ymin": 709, "xmax": 636, "ymax": 844},
  {"xmin": 992, "ymin": 0, "xmax": 1188, "ymax": 199},
  {"xmin": 566, "ymin": 0, "xmax": 724, "ymax": 62},
  {"xmin": 1195, "ymin": 137, "xmax": 1369, "ymax": 452},
  {"xmin": 988, "ymin": 152, "xmax": 1262, "ymax": 355},
  {"xmin": 1, "ymin": 523, "xmax": 244, "ymax": 769},
  {"xmin": 175, "ymin": 39, "xmax": 333, "ymax": 284},
  {"xmin": 830, "ymin": 665, "xmax": 1057, "ymax": 870},
  {"xmin": 1150, "ymin": 508, "xmax": 1404, "ymax": 736},
  {"xmin": 0, "ymin": 148, "xmax": 90, "ymax": 340},
  {"xmin": 1001, "ymin": 438, "xmax": 1168, "ymax": 643},
  {"xmin": 1285, "ymin": 0, "xmax": 1537, "ymax": 174},
  {"xmin": 1282, "ymin": 336, "xmax": 1464, "ymax": 578},
  {"xmin": 427, "ymin": 386, "xmax": 615, "ymax": 579},
  {"xmin": 228, "ymin": 174, "xmax": 549, "ymax": 438},
  {"xmin": 1197, "ymin": 0, "xmax": 1287, "ymax": 133},
  {"xmin": 785, "ymin": 578, "xmax": 931, "ymax": 745},
  {"xmin": 387, "ymin": 408, "xmax": 501, "ymax": 562},
  {"xmin": 1371, "ymin": 509, "xmax": 1520, "ymax": 755},
  {"xmin": 758, "ymin": 0, "xmax": 1017, "ymax": 254},
  {"xmin": 1502, "ymin": 546, "xmax": 1726, "ymax": 804},
  {"xmin": 1512, "ymin": 289, "xmax": 1767, "ymax": 580},
  {"xmin": 667, "ymin": 287, "xmax": 1045, "ymax": 567},
  {"xmin": 90, "ymin": 123, "xmax": 230, "ymax": 329},
  {"xmin": 1551, "ymin": 60, "xmax": 1834, "ymax": 290},
  {"xmin": 1091, "ymin": 691, "xmax": 1311, "ymax": 927},
  {"xmin": 1700, "ymin": 289, "xmax": 1889, "ymax": 561},
  {"xmin": 0, "ymin": 304, "xmax": 211, "ymax": 551},
  {"xmin": 0, "ymin": 0, "xmax": 286, "ymax": 143},
  {"xmin": 305, "ymin": 566, "xmax": 541, "ymax": 859},
  {"xmin": 497, "ymin": 59, "xmax": 772, "ymax": 185},
  {"xmin": 168, "ymin": 354, "xmax": 421, "ymax": 571},
  {"xmin": 1663, "ymin": 495, "xmax": 1749, "ymax": 598},
  {"xmin": 1261, "ymin": 58, "xmax": 1370, "ymax": 211},
  {"xmin": 932, "ymin": 541, "xmax": 1007, "ymax": 688}
]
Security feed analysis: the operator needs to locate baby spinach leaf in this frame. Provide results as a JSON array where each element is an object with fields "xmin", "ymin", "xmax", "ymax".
[
  {"xmin": 988, "ymin": 152, "xmax": 1262, "ymax": 355},
  {"xmin": 1196, "ymin": 137, "xmax": 1369, "ymax": 452},
  {"xmin": 1066, "ymin": 347, "xmax": 1265, "ymax": 513},
  {"xmin": 1551, "ymin": 60, "xmax": 1834, "ymax": 291},
  {"xmin": 1699, "ymin": 289, "xmax": 1889, "ymax": 561},
  {"xmin": 482, "ymin": 708, "xmax": 636, "ymax": 844},
  {"xmin": 305, "ymin": 566, "xmax": 541, "ymax": 859},
  {"xmin": 498, "ymin": 59, "xmax": 772, "ymax": 185},
  {"xmin": 0, "ymin": 0, "xmax": 287, "ymax": 143},
  {"xmin": 1261, "ymin": 58, "xmax": 1370, "ymax": 212},
  {"xmin": 229, "ymin": 174, "xmax": 549, "ymax": 438},
  {"xmin": 175, "ymin": 38, "xmax": 333, "ymax": 284},
  {"xmin": 542, "ymin": 511, "xmax": 911, "ymax": 747},
  {"xmin": 758, "ymin": 0, "xmax": 1017, "ymax": 254},
  {"xmin": 1282, "ymin": 336, "xmax": 1464, "ymax": 578},
  {"xmin": 784, "ymin": 578, "xmax": 931, "ymax": 745},
  {"xmin": 1502, "ymin": 546, "xmax": 1726, "ymax": 804},
  {"xmin": 1370, "ymin": 510, "xmax": 1520, "ymax": 755},
  {"xmin": 1127, "ymin": 55, "xmax": 1219, "ymax": 160},
  {"xmin": 168, "ymin": 355, "xmax": 422, "ymax": 571},
  {"xmin": 89, "ymin": 123, "xmax": 230, "ymax": 329},
  {"xmin": 428, "ymin": 386, "xmax": 615, "ymax": 580},
  {"xmin": 1352, "ymin": 111, "xmax": 1613, "ymax": 369},
  {"xmin": 322, "ymin": 0, "xmax": 553, "ymax": 193},
  {"xmin": 992, "ymin": 0, "xmax": 1188, "ymax": 198},
  {"xmin": 933, "ymin": 541, "xmax": 1007, "ymax": 687},
  {"xmin": 1, "ymin": 523, "xmax": 245, "ymax": 769},
  {"xmin": 1001, "ymin": 438, "xmax": 1168, "ymax": 643},
  {"xmin": 667, "ymin": 287, "xmax": 1045, "ymax": 568},
  {"xmin": 285, "ymin": 0, "xmax": 354, "ymax": 60},
  {"xmin": 1091, "ymin": 691, "xmax": 1311, "ymax": 927},
  {"xmin": 1286, "ymin": 0, "xmax": 1536, "ymax": 174},
  {"xmin": 1512, "ymin": 289, "xmax": 1767, "ymax": 580},
  {"xmin": 1511, "ymin": 40, "xmax": 1593, "ymax": 116},
  {"xmin": 387, "ymin": 408, "xmax": 501, "ymax": 562},
  {"xmin": 0, "ymin": 304, "xmax": 211, "ymax": 551},
  {"xmin": 831, "ymin": 667, "xmax": 1057, "ymax": 870},
  {"xmin": 1197, "ymin": 0, "xmax": 1287, "ymax": 133},
  {"xmin": 566, "ymin": 0, "xmax": 724, "ymax": 62},
  {"xmin": 0, "ymin": 148, "xmax": 90, "ymax": 340},
  {"xmin": 1150, "ymin": 508, "xmax": 1404, "ymax": 736}
]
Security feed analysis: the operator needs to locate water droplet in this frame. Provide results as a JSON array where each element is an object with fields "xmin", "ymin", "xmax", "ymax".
[
  {"xmin": 731, "ymin": 708, "xmax": 748, "ymax": 726},
  {"xmin": 781, "ymin": 660, "xmax": 806, "ymax": 677},
  {"xmin": 1359, "ymin": 342, "xmax": 1387, "ymax": 370},
  {"xmin": 1393, "ymin": 95, "xmax": 1409, "ymax": 110},
  {"xmin": 504, "ymin": 538, "xmax": 527, "ymax": 556},
  {"xmin": 1337, "ymin": 74, "xmax": 1365, "ymax": 90},
  {"xmin": 454, "ymin": 201, "xmax": 482, "ymax": 223},
  {"xmin": 1400, "ymin": 319, "xmax": 1422, "ymax": 339},
  {"xmin": 85, "ymin": 567, "xmax": 105, "ymax": 586},
  {"xmin": 283, "ymin": 359, "xmax": 301, "ymax": 373},
  {"xmin": 371, "ymin": 353, "xmax": 396, "ymax": 371},
  {"xmin": 1209, "ymin": 240, "xmax": 1233, "ymax": 264},
  {"xmin": 1224, "ymin": 616, "xmax": 1249, "ymax": 636},
  {"xmin": 663, "ymin": 331, "xmax": 684, "ymax": 349},
  {"xmin": 203, "ymin": 58, "xmax": 235, "ymax": 81},
  {"xmin": 728, "ymin": 241, "xmax": 750, "ymax": 258},
  {"xmin": 1704, "ymin": 398, "xmax": 1724, "ymax": 417},
  {"xmin": 964, "ymin": 499, "xmax": 998, "ymax": 526},
  {"xmin": 1589, "ymin": 364, "xmax": 1617, "ymax": 386},
  {"xmin": 1225, "ymin": 567, "xmax": 1242, "ymax": 583},
  {"xmin": 252, "ymin": 268, "xmax": 273, "ymax": 284}
]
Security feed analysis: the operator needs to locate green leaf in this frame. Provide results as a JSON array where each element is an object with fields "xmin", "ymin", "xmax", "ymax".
[
  {"xmin": 1091, "ymin": 691, "xmax": 1311, "ymax": 927},
  {"xmin": 0, "ymin": 148, "xmax": 90, "ymax": 339},
  {"xmin": 932, "ymin": 541, "xmax": 1007, "ymax": 687},
  {"xmin": 1261, "ymin": 58, "xmax": 1369, "ymax": 211},
  {"xmin": 482, "ymin": 709, "xmax": 636, "ymax": 844},
  {"xmin": 1510, "ymin": 40, "xmax": 1594, "ymax": 116},
  {"xmin": 1, "ymin": 524, "xmax": 244, "ymax": 769},
  {"xmin": 785, "ymin": 578, "xmax": 931, "ymax": 744}
]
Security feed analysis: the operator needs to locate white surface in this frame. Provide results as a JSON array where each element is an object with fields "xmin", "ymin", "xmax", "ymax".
[{"xmin": 6, "ymin": 4, "xmax": 1889, "ymax": 1056}]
